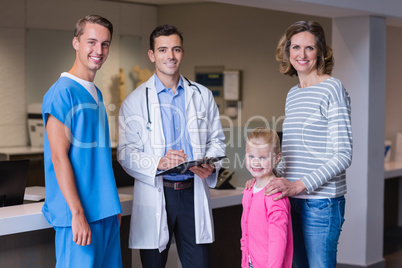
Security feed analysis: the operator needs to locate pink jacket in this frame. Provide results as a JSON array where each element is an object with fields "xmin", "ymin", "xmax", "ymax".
[{"xmin": 240, "ymin": 184, "xmax": 293, "ymax": 268}]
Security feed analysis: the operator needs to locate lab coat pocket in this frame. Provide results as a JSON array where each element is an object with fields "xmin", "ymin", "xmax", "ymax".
[
  {"xmin": 196, "ymin": 111, "xmax": 206, "ymax": 120},
  {"xmin": 188, "ymin": 112, "xmax": 208, "ymax": 151},
  {"xmin": 188, "ymin": 112, "xmax": 207, "ymax": 128},
  {"xmin": 196, "ymin": 112, "xmax": 208, "ymax": 131}
]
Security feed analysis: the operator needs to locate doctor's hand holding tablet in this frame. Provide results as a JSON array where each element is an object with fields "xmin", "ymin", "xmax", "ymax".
[
  {"xmin": 157, "ymin": 149, "xmax": 187, "ymax": 170},
  {"xmin": 157, "ymin": 149, "xmax": 219, "ymax": 179}
]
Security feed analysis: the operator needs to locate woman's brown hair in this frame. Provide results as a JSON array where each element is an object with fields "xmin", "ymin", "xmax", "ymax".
[{"xmin": 275, "ymin": 21, "xmax": 334, "ymax": 77}]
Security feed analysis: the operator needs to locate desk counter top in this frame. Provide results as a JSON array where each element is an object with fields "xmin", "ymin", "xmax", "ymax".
[
  {"xmin": 384, "ymin": 161, "xmax": 402, "ymax": 179},
  {"xmin": 0, "ymin": 146, "xmax": 44, "ymax": 160},
  {"xmin": 0, "ymin": 186, "xmax": 243, "ymax": 237},
  {"xmin": 0, "ymin": 144, "xmax": 117, "ymax": 160}
]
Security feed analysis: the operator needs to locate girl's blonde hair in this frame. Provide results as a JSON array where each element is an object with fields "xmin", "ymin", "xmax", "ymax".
[{"xmin": 246, "ymin": 127, "xmax": 281, "ymax": 155}]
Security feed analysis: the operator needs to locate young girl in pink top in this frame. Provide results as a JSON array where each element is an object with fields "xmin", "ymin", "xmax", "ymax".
[{"xmin": 241, "ymin": 128, "xmax": 293, "ymax": 268}]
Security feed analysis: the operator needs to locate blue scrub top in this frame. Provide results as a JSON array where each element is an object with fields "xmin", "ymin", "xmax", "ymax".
[{"xmin": 42, "ymin": 77, "xmax": 122, "ymax": 227}]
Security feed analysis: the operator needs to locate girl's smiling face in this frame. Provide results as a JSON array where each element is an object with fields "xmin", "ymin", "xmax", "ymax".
[{"xmin": 245, "ymin": 138, "xmax": 280, "ymax": 180}]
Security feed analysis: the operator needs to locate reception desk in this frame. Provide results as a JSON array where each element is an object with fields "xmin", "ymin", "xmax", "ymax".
[
  {"xmin": 0, "ymin": 188, "xmax": 133, "ymax": 236},
  {"xmin": 0, "ymin": 186, "xmax": 243, "ymax": 268}
]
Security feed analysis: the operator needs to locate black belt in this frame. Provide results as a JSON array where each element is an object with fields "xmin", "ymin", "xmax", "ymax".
[{"xmin": 163, "ymin": 179, "xmax": 194, "ymax": 190}]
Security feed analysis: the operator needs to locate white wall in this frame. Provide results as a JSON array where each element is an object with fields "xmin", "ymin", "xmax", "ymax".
[
  {"xmin": 0, "ymin": 0, "xmax": 27, "ymax": 147},
  {"xmin": 333, "ymin": 16, "xmax": 386, "ymax": 267},
  {"xmin": 0, "ymin": 0, "xmax": 157, "ymax": 147}
]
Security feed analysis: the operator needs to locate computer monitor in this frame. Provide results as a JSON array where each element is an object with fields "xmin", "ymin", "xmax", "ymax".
[{"xmin": 0, "ymin": 159, "xmax": 29, "ymax": 207}]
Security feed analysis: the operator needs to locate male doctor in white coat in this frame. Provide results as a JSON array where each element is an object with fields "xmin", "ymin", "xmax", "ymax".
[{"xmin": 117, "ymin": 25, "xmax": 226, "ymax": 268}]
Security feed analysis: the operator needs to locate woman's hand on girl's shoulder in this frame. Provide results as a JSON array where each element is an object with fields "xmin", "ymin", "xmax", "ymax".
[{"xmin": 264, "ymin": 177, "xmax": 306, "ymax": 200}]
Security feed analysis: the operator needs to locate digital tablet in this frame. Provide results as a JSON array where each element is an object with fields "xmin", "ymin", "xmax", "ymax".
[{"xmin": 156, "ymin": 155, "xmax": 227, "ymax": 176}]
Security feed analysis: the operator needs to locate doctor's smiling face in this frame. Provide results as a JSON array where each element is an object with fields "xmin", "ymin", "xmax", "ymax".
[{"xmin": 148, "ymin": 34, "xmax": 184, "ymax": 81}]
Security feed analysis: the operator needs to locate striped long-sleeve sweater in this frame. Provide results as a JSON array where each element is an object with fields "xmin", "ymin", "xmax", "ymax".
[{"xmin": 277, "ymin": 77, "xmax": 353, "ymax": 198}]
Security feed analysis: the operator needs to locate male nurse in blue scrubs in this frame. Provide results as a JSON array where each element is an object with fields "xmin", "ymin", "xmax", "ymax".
[{"xmin": 42, "ymin": 15, "xmax": 122, "ymax": 268}]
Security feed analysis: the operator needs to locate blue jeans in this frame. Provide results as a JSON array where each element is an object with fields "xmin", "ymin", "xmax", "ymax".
[{"xmin": 290, "ymin": 196, "xmax": 345, "ymax": 268}]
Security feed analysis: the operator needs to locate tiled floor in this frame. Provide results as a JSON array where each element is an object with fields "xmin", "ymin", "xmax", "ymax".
[{"xmin": 384, "ymin": 227, "xmax": 402, "ymax": 267}]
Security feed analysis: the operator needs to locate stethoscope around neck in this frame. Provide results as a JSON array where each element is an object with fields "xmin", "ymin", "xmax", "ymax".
[{"xmin": 145, "ymin": 77, "xmax": 204, "ymax": 131}]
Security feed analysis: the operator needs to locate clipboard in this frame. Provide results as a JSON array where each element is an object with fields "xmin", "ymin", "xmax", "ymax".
[{"xmin": 156, "ymin": 156, "xmax": 227, "ymax": 176}]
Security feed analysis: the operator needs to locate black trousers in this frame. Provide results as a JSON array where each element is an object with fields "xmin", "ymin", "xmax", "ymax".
[{"xmin": 140, "ymin": 184, "xmax": 210, "ymax": 268}]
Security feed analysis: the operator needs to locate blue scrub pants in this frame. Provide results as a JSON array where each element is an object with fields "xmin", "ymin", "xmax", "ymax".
[
  {"xmin": 290, "ymin": 196, "xmax": 346, "ymax": 268},
  {"xmin": 54, "ymin": 215, "xmax": 122, "ymax": 268},
  {"xmin": 140, "ymin": 185, "xmax": 210, "ymax": 268}
]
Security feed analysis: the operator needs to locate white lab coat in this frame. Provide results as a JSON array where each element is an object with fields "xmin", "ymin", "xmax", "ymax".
[{"xmin": 117, "ymin": 75, "xmax": 226, "ymax": 252}]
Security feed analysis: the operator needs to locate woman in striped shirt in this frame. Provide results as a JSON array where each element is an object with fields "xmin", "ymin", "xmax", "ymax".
[{"xmin": 247, "ymin": 21, "xmax": 353, "ymax": 268}]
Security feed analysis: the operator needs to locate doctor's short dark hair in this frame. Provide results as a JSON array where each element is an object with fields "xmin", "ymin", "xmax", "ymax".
[
  {"xmin": 150, "ymin": 24, "xmax": 184, "ymax": 51},
  {"xmin": 275, "ymin": 20, "xmax": 334, "ymax": 77},
  {"xmin": 74, "ymin": 15, "xmax": 113, "ymax": 41}
]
